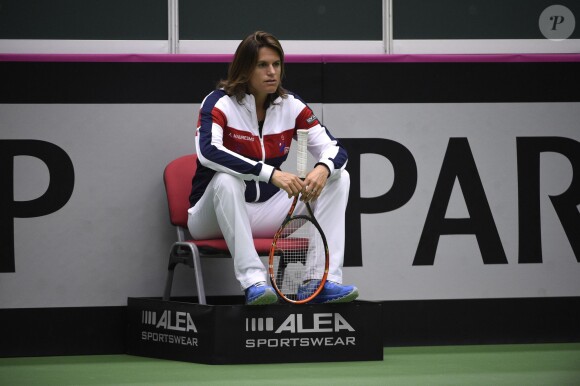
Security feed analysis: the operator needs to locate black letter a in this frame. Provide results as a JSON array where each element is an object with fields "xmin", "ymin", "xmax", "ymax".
[{"xmin": 413, "ymin": 138, "xmax": 508, "ymax": 265}]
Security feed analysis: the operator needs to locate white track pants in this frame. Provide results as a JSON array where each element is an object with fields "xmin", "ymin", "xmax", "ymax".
[{"xmin": 187, "ymin": 170, "xmax": 350, "ymax": 290}]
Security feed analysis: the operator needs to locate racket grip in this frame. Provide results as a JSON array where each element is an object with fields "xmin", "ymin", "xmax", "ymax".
[{"xmin": 297, "ymin": 129, "xmax": 308, "ymax": 178}]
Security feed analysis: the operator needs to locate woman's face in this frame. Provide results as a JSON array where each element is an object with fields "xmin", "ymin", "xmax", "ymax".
[{"xmin": 248, "ymin": 46, "xmax": 281, "ymax": 100}]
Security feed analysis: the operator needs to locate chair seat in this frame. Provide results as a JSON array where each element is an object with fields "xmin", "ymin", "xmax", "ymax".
[{"xmin": 186, "ymin": 238, "xmax": 274, "ymax": 255}]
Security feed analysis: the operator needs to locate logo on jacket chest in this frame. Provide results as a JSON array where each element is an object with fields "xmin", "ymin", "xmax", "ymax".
[
  {"xmin": 229, "ymin": 132, "xmax": 255, "ymax": 142},
  {"xmin": 279, "ymin": 134, "xmax": 290, "ymax": 155}
]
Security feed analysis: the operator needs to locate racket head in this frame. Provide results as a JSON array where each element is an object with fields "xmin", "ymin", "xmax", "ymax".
[{"xmin": 268, "ymin": 214, "xmax": 329, "ymax": 304}]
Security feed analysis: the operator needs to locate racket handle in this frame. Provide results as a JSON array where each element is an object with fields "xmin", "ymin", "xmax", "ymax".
[{"xmin": 297, "ymin": 129, "xmax": 308, "ymax": 178}]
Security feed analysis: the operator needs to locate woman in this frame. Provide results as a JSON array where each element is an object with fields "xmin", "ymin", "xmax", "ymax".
[{"xmin": 187, "ymin": 31, "xmax": 357, "ymax": 305}]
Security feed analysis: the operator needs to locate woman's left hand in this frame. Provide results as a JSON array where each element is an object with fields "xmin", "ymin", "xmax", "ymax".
[{"xmin": 301, "ymin": 164, "xmax": 329, "ymax": 203}]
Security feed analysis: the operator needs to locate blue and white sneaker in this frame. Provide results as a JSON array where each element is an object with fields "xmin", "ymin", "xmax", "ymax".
[
  {"xmin": 297, "ymin": 280, "xmax": 359, "ymax": 304},
  {"xmin": 245, "ymin": 282, "xmax": 278, "ymax": 305}
]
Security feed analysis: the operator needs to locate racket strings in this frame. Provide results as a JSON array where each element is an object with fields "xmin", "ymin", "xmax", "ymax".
[{"xmin": 272, "ymin": 217, "xmax": 324, "ymax": 301}]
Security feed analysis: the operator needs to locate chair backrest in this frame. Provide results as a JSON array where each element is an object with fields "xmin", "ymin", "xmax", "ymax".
[{"xmin": 164, "ymin": 154, "xmax": 198, "ymax": 228}]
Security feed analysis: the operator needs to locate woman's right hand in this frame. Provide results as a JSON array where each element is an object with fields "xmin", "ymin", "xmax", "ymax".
[{"xmin": 271, "ymin": 170, "xmax": 305, "ymax": 198}]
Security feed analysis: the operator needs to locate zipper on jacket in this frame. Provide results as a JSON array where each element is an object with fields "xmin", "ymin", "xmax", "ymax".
[{"xmin": 255, "ymin": 113, "xmax": 267, "ymax": 202}]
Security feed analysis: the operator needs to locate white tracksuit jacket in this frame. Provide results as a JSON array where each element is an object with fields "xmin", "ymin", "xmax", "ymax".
[{"xmin": 189, "ymin": 89, "xmax": 348, "ymax": 207}]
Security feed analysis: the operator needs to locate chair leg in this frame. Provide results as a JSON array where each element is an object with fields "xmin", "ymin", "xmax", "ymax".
[
  {"xmin": 163, "ymin": 260, "xmax": 177, "ymax": 301},
  {"xmin": 163, "ymin": 247, "xmax": 182, "ymax": 301},
  {"xmin": 162, "ymin": 242, "xmax": 207, "ymax": 305},
  {"xmin": 189, "ymin": 249, "xmax": 206, "ymax": 305}
]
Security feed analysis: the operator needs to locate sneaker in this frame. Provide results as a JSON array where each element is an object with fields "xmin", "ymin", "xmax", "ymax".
[
  {"xmin": 297, "ymin": 280, "xmax": 358, "ymax": 304},
  {"xmin": 245, "ymin": 282, "xmax": 278, "ymax": 305}
]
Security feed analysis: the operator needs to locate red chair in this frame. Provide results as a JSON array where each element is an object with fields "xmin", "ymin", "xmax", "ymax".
[{"xmin": 162, "ymin": 154, "xmax": 273, "ymax": 304}]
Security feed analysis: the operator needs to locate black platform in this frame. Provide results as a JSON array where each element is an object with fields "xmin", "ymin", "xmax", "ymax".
[{"xmin": 127, "ymin": 297, "xmax": 383, "ymax": 364}]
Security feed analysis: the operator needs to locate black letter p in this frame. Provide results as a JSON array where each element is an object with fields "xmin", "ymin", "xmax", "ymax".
[{"xmin": 0, "ymin": 140, "xmax": 74, "ymax": 272}]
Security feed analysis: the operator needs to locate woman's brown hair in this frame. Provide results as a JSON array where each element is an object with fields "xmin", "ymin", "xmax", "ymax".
[{"xmin": 218, "ymin": 31, "xmax": 287, "ymax": 103}]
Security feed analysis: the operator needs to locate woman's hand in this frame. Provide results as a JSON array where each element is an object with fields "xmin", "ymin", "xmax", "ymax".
[
  {"xmin": 301, "ymin": 164, "xmax": 329, "ymax": 203},
  {"xmin": 271, "ymin": 170, "xmax": 305, "ymax": 198}
]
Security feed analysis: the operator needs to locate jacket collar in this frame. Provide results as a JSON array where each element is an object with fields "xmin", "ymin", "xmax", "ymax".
[{"xmin": 241, "ymin": 93, "xmax": 282, "ymax": 111}]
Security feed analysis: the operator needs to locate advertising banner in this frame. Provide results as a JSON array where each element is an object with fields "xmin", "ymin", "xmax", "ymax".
[{"xmin": 127, "ymin": 298, "xmax": 383, "ymax": 364}]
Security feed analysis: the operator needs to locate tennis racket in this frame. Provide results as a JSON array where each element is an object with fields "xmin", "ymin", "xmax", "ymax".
[{"xmin": 268, "ymin": 129, "xmax": 330, "ymax": 304}]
